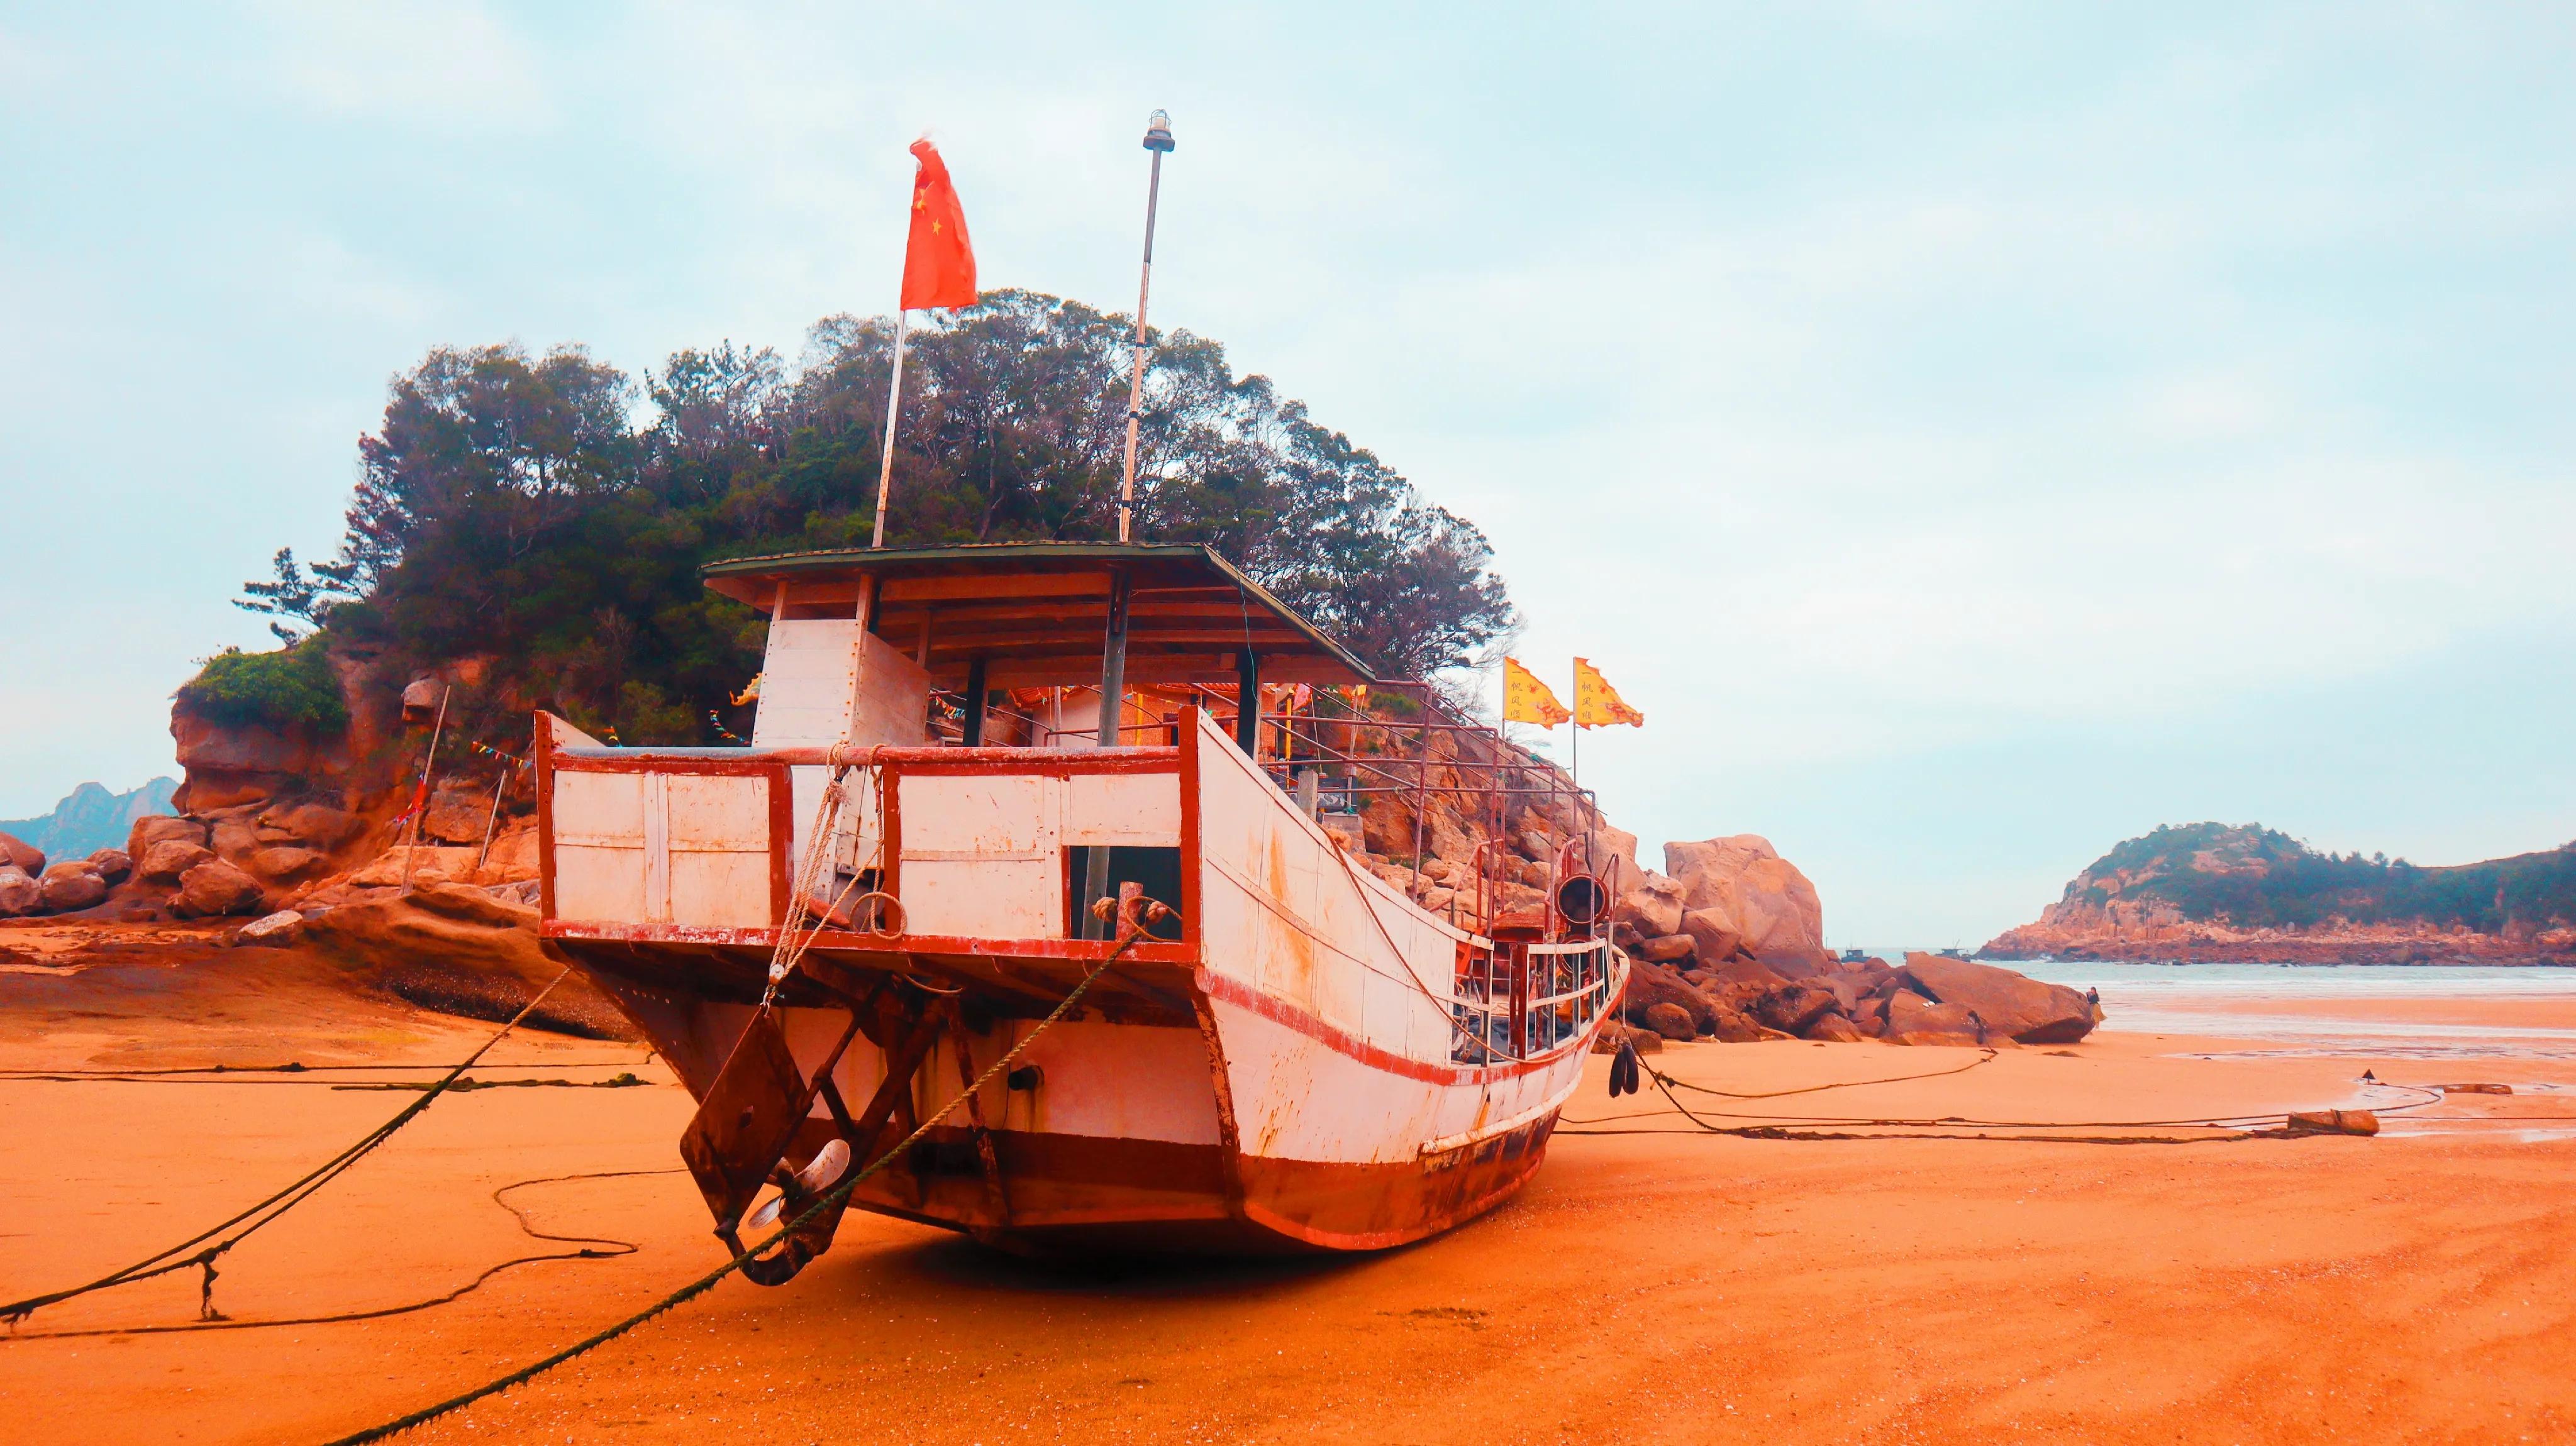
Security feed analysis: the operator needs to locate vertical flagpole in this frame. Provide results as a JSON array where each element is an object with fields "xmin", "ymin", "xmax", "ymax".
[
  {"xmin": 871, "ymin": 309, "xmax": 910, "ymax": 548},
  {"xmin": 1118, "ymin": 110, "xmax": 1176, "ymax": 543}
]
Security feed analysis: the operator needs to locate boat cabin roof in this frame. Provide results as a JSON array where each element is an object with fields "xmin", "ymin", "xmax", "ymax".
[{"xmin": 702, "ymin": 541, "xmax": 1375, "ymax": 691}]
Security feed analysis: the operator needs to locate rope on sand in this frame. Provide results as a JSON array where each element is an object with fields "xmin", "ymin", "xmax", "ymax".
[
  {"xmin": 1557, "ymin": 1055, "xmax": 2437, "ymax": 1143},
  {"xmin": 1644, "ymin": 1049, "xmax": 1999, "ymax": 1100},
  {"xmin": 318, "ymin": 912, "xmax": 1161, "ymax": 1446},
  {"xmin": 0, "ymin": 1169, "xmax": 683, "ymax": 1342},
  {"xmin": 0, "ymin": 970, "xmax": 574, "ymax": 1332}
]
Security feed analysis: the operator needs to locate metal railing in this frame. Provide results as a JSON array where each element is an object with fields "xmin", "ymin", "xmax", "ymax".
[{"xmin": 1448, "ymin": 941, "xmax": 1618, "ymax": 1064}]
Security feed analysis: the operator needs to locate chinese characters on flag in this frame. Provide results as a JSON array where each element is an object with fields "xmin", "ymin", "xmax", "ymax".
[
  {"xmin": 1502, "ymin": 656, "xmax": 1642, "ymax": 731},
  {"xmin": 1572, "ymin": 656, "xmax": 1644, "ymax": 728},
  {"xmin": 1501, "ymin": 657, "xmax": 1572, "ymax": 727}
]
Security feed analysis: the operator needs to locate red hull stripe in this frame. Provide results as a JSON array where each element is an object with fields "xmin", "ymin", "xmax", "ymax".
[
  {"xmin": 1193, "ymin": 968, "xmax": 1591, "ymax": 1086},
  {"xmin": 540, "ymin": 919, "xmax": 1198, "ymax": 968}
]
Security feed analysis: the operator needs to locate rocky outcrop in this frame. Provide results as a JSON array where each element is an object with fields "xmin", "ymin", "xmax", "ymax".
[
  {"xmin": 1896, "ymin": 953, "xmax": 2095, "ymax": 1044},
  {"xmin": 170, "ymin": 702, "xmax": 354, "ymax": 814},
  {"xmin": 1617, "ymin": 948, "xmax": 2095, "ymax": 1049},
  {"xmin": 129, "ymin": 815, "xmax": 209, "ymax": 863},
  {"xmin": 38, "ymin": 861, "xmax": 109, "ymax": 912},
  {"xmin": 172, "ymin": 859, "xmax": 266, "ymax": 917},
  {"xmin": 303, "ymin": 881, "xmax": 630, "ymax": 1038},
  {"xmin": 1606, "ymin": 834, "xmax": 1829, "ymax": 986},
  {"xmin": 0, "ymin": 832, "xmax": 42, "ymax": 875},
  {"xmin": 0, "ymin": 867, "xmax": 40, "ymax": 917},
  {"xmin": 1663, "ymin": 836, "xmax": 1829, "ymax": 973},
  {"xmin": 1984, "ymin": 822, "xmax": 2576, "ymax": 964},
  {"xmin": 138, "ymin": 839, "xmax": 215, "ymax": 885}
]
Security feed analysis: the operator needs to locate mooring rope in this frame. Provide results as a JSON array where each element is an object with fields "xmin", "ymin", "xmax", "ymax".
[
  {"xmin": 1645, "ymin": 1049, "xmax": 1999, "ymax": 1100},
  {"xmin": 1555, "ymin": 1053, "xmax": 2441, "ymax": 1144},
  {"xmin": 319, "ymin": 913, "xmax": 1158, "ymax": 1446},
  {"xmin": 1, "ymin": 1168, "xmax": 681, "ymax": 1342},
  {"xmin": 0, "ymin": 969, "xmax": 573, "ymax": 1331}
]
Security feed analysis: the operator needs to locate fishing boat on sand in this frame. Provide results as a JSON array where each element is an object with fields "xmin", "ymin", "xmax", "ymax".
[{"xmin": 534, "ymin": 542, "xmax": 1628, "ymax": 1276}]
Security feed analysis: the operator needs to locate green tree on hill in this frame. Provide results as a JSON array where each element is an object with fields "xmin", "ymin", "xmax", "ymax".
[
  {"xmin": 2070, "ymin": 821, "xmax": 2576, "ymax": 933},
  {"xmin": 228, "ymin": 290, "xmax": 1514, "ymax": 744}
]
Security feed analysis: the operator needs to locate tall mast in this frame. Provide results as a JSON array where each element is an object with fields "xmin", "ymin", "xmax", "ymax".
[{"xmin": 1117, "ymin": 110, "xmax": 1176, "ymax": 543}]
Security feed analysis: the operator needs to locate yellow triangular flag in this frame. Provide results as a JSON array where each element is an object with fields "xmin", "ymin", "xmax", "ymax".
[
  {"xmin": 1573, "ymin": 657, "xmax": 1643, "ymax": 729},
  {"xmin": 1501, "ymin": 657, "xmax": 1572, "ymax": 727}
]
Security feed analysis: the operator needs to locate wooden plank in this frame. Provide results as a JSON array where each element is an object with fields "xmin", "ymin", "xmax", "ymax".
[{"xmin": 881, "ymin": 572, "xmax": 1112, "ymax": 603}]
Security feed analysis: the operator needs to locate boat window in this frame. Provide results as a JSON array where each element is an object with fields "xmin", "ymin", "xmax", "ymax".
[{"xmin": 1063, "ymin": 846, "xmax": 1184, "ymax": 941}]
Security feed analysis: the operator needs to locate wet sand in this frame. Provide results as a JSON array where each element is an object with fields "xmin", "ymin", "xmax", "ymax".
[{"xmin": 4, "ymin": 938, "xmax": 2573, "ymax": 1444}]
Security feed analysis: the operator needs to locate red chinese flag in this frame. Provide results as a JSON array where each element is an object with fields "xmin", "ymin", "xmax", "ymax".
[{"xmin": 899, "ymin": 139, "xmax": 977, "ymax": 311}]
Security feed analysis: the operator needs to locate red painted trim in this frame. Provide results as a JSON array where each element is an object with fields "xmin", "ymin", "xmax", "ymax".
[
  {"xmin": 540, "ymin": 918, "xmax": 1198, "ymax": 968},
  {"xmin": 549, "ymin": 744, "xmax": 1180, "ymax": 773},
  {"xmin": 889, "ymin": 748, "xmax": 1180, "ymax": 778},
  {"xmin": 1178, "ymin": 706, "xmax": 1202, "ymax": 949},
  {"xmin": 880, "ymin": 760, "xmax": 902, "ymax": 905},
  {"xmin": 550, "ymin": 754, "xmax": 784, "ymax": 777},
  {"xmin": 1194, "ymin": 968, "xmax": 1597, "ymax": 1087},
  {"xmin": 534, "ymin": 713, "xmax": 557, "ymax": 922},
  {"xmin": 766, "ymin": 763, "xmax": 793, "ymax": 925}
]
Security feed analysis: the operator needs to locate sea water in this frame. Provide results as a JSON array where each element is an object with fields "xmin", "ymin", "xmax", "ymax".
[{"xmin": 2012, "ymin": 959, "xmax": 2576, "ymax": 1058}]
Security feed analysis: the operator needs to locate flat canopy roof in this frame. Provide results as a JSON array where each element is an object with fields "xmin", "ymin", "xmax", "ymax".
[{"xmin": 702, "ymin": 541, "xmax": 1376, "ymax": 690}]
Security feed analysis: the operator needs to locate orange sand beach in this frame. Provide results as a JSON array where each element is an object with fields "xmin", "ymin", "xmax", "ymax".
[{"xmin": 4, "ymin": 933, "xmax": 2573, "ymax": 1445}]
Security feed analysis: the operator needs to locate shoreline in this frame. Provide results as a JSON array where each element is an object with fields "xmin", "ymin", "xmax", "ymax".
[{"xmin": 5, "ymin": 936, "xmax": 2573, "ymax": 1443}]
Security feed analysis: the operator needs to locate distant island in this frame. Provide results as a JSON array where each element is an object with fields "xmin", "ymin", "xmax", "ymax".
[{"xmin": 1982, "ymin": 821, "xmax": 2576, "ymax": 964}]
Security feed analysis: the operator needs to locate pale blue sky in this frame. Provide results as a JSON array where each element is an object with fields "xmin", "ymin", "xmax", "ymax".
[{"xmin": 3, "ymin": 3, "xmax": 2570, "ymax": 942}]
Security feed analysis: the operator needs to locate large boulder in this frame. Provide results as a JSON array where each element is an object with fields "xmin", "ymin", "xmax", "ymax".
[
  {"xmin": 0, "ymin": 866, "xmax": 41, "ymax": 916},
  {"xmin": 1693, "ymin": 955, "xmax": 1789, "ymax": 991},
  {"xmin": 1753, "ymin": 982, "xmax": 1840, "ymax": 1036},
  {"xmin": 422, "ymin": 781, "xmax": 494, "ymax": 846},
  {"xmin": 347, "ymin": 846, "xmax": 482, "ymax": 887},
  {"xmin": 481, "ymin": 823, "xmax": 535, "ymax": 880},
  {"xmin": 1621, "ymin": 958, "xmax": 1719, "ymax": 1035},
  {"xmin": 304, "ymin": 883, "xmax": 634, "ymax": 1039},
  {"xmin": 1704, "ymin": 1005, "xmax": 1771, "ymax": 1043},
  {"xmin": 1896, "ymin": 953, "xmax": 2095, "ymax": 1045},
  {"xmin": 1640, "ymin": 1002, "xmax": 1697, "ymax": 1041},
  {"xmin": 128, "ymin": 815, "xmax": 208, "ymax": 863},
  {"xmin": 1680, "ymin": 906, "xmax": 1745, "ymax": 965},
  {"xmin": 0, "ymin": 832, "xmax": 44, "ymax": 875},
  {"xmin": 257, "ymin": 800, "xmax": 363, "ymax": 850},
  {"xmin": 1633, "ymin": 933, "xmax": 1695, "ymax": 963},
  {"xmin": 1662, "ymin": 834, "xmax": 1829, "ymax": 974},
  {"xmin": 138, "ymin": 839, "xmax": 216, "ymax": 885},
  {"xmin": 1804, "ymin": 1012, "xmax": 1866, "ymax": 1043},
  {"xmin": 170, "ymin": 695, "xmax": 355, "ymax": 813},
  {"xmin": 1589, "ymin": 822, "xmax": 1643, "ymax": 898},
  {"xmin": 204, "ymin": 807, "xmax": 265, "ymax": 864},
  {"xmin": 172, "ymin": 859, "xmax": 266, "ymax": 917},
  {"xmin": 1614, "ymin": 873, "xmax": 1687, "ymax": 939},
  {"xmin": 38, "ymin": 862, "xmax": 108, "ymax": 912},
  {"xmin": 247, "ymin": 846, "xmax": 325, "ymax": 881},
  {"xmin": 1834, "ymin": 955, "xmax": 1896, "ymax": 996},
  {"xmin": 1882, "ymin": 988, "xmax": 1985, "ymax": 1047},
  {"xmin": 234, "ymin": 910, "xmax": 306, "ymax": 946},
  {"xmin": 87, "ymin": 847, "xmax": 132, "ymax": 884}
]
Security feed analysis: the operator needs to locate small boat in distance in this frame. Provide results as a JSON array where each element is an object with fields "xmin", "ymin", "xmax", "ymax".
[{"xmin": 535, "ymin": 542, "xmax": 1626, "ymax": 1275}]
